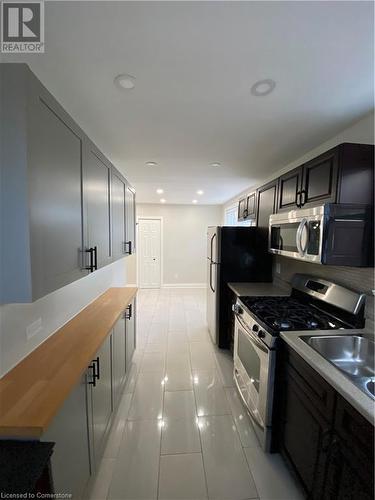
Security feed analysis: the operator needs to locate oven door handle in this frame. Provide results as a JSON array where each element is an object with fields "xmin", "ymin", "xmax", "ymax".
[
  {"xmin": 296, "ymin": 218, "xmax": 308, "ymax": 256},
  {"xmin": 235, "ymin": 314, "xmax": 269, "ymax": 354}
]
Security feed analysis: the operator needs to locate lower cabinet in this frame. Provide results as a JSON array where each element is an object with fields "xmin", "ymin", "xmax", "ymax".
[
  {"xmin": 279, "ymin": 345, "xmax": 374, "ymax": 500},
  {"xmin": 41, "ymin": 302, "xmax": 137, "ymax": 498},
  {"xmin": 126, "ymin": 299, "xmax": 136, "ymax": 369},
  {"xmin": 90, "ymin": 335, "xmax": 113, "ymax": 467},
  {"xmin": 112, "ymin": 315, "xmax": 127, "ymax": 404},
  {"xmin": 43, "ymin": 375, "xmax": 91, "ymax": 499}
]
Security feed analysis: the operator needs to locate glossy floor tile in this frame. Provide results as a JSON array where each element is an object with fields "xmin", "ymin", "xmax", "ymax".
[
  {"xmin": 91, "ymin": 288, "xmax": 301, "ymax": 500},
  {"xmin": 161, "ymin": 417, "xmax": 201, "ymax": 454},
  {"xmin": 198, "ymin": 414, "xmax": 258, "ymax": 500},
  {"xmin": 158, "ymin": 453, "xmax": 208, "ymax": 500}
]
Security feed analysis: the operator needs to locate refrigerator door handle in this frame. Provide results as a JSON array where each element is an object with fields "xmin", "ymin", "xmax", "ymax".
[
  {"xmin": 209, "ymin": 262, "xmax": 216, "ymax": 293},
  {"xmin": 210, "ymin": 233, "xmax": 217, "ymax": 262}
]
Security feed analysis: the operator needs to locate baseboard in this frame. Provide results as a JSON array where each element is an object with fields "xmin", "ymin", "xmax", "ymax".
[
  {"xmin": 162, "ymin": 283, "xmax": 207, "ymax": 289},
  {"xmin": 126, "ymin": 283, "xmax": 137, "ymax": 287}
]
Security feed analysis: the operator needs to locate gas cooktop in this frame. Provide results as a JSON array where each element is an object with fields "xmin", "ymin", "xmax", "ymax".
[{"xmin": 238, "ymin": 296, "xmax": 351, "ymax": 332}]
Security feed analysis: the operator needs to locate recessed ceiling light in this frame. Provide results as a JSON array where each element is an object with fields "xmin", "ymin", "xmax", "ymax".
[
  {"xmin": 196, "ymin": 190, "xmax": 204, "ymax": 195},
  {"xmin": 160, "ymin": 198, "xmax": 166, "ymax": 203},
  {"xmin": 156, "ymin": 188, "xmax": 164, "ymax": 194},
  {"xmin": 210, "ymin": 162, "xmax": 221, "ymax": 168},
  {"xmin": 192, "ymin": 199, "xmax": 198, "ymax": 204},
  {"xmin": 145, "ymin": 161, "xmax": 157, "ymax": 167},
  {"xmin": 114, "ymin": 73, "xmax": 136, "ymax": 90},
  {"xmin": 250, "ymin": 79, "xmax": 276, "ymax": 97}
]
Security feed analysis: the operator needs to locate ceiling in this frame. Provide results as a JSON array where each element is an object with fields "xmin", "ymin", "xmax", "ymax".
[{"xmin": 4, "ymin": 1, "xmax": 374, "ymax": 204}]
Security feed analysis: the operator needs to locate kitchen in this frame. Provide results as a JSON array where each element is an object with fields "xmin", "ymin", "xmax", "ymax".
[{"xmin": 0, "ymin": 2, "xmax": 374, "ymax": 500}]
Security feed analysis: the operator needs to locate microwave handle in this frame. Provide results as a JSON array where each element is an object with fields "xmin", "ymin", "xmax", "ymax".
[{"xmin": 296, "ymin": 218, "xmax": 308, "ymax": 256}]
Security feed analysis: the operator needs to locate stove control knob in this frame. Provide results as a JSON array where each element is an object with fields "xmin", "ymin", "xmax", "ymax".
[
  {"xmin": 252, "ymin": 324, "xmax": 259, "ymax": 333},
  {"xmin": 232, "ymin": 304, "xmax": 243, "ymax": 315},
  {"xmin": 258, "ymin": 330, "xmax": 266, "ymax": 339}
]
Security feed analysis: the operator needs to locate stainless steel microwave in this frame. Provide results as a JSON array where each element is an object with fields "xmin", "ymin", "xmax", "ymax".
[{"xmin": 269, "ymin": 204, "xmax": 372, "ymax": 266}]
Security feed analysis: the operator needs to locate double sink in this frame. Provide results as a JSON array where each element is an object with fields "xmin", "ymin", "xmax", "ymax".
[{"xmin": 302, "ymin": 335, "xmax": 375, "ymax": 399}]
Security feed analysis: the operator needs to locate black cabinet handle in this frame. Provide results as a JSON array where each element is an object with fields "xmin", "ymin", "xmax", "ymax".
[
  {"xmin": 125, "ymin": 304, "xmax": 132, "ymax": 320},
  {"xmin": 296, "ymin": 191, "xmax": 302, "ymax": 208},
  {"xmin": 243, "ymin": 208, "xmax": 248, "ymax": 219},
  {"xmin": 93, "ymin": 246, "xmax": 98, "ymax": 270},
  {"xmin": 95, "ymin": 356, "xmax": 100, "ymax": 380},
  {"xmin": 125, "ymin": 241, "xmax": 132, "ymax": 255},
  {"xmin": 85, "ymin": 247, "xmax": 98, "ymax": 272},
  {"xmin": 88, "ymin": 361, "xmax": 97, "ymax": 386}
]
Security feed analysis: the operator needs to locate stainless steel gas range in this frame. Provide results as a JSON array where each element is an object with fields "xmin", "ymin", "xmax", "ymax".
[{"xmin": 233, "ymin": 274, "xmax": 366, "ymax": 451}]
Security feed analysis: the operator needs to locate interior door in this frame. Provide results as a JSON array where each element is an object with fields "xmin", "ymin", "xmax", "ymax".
[{"xmin": 138, "ymin": 218, "xmax": 161, "ymax": 288}]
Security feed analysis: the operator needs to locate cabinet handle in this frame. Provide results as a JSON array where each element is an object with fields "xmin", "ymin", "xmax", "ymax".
[
  {"xmin": 296, "ymin": 191, "xmax": 302, "ymax": 208},
  {"xmin": 125, "ymin": 241, "xmax": 132, "ymax": 255},
  {"xmin": 243, "ymin": 208, "xmax": 248, "ymax": 219},
  {"xmin": 85, "ymin": 247, "xmax": 95, "ymax": 272},
  {"xmin": 88, "ymin": 362, "xmax": 97, "ymax": 386},
  {"xmin": 93, "ymin": 246, "xmax": 98, "ymax": 270},
  {"xmin": 300, "ymin": 189, "xmax": 307, "ymax": 206},
  {"xmin": 95, "ymin": 356, "xmax": 100, "ymax": 380},
  {"xmin": 125, "ymin": 304, "xmax": 132, "ymax": 320}
]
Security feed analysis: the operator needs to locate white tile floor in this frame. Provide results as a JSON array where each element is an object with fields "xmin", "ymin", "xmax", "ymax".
[{"xmin": 90, "ymin": 288, "xmax": 303, "ymax": 500}]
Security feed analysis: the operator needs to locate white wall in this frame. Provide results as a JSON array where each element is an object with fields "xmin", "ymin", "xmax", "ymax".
[
  {"xmin": 222, "ymin": 111, "xmax": 374, "ymax": 220},
  {"xmin": 0, "ymin": 258, "xmax": 127, "ymax": 377},
  {"xmin": 136, "ymin": 204, "xmax": 222, "ymax": 286}
]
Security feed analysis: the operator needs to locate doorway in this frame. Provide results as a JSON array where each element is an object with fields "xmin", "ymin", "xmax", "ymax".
[{"xmin": 137, "ymin": 217, "xmax": 162, "ymax": 288}]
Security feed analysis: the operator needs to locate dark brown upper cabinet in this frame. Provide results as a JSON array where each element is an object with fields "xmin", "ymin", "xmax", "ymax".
[
  {"xmin": 276, "ymin": 143, "xmax": 374, "ymax": 212},
  {"xmin": 238, "ymin": 192, "xmax": 256, "ymax": 221},
  {"xmin": 277, "ymin": 166, "xmax": 304, "ymax": 211},
  {"xmin": 300, "ymin": 148, "xmax": 339, "ymax": 207}
]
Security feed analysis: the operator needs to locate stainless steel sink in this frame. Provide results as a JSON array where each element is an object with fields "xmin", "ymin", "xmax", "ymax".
[{"xmin": 302, "ymin": 335, "xmax": 375, "ymax": 399}]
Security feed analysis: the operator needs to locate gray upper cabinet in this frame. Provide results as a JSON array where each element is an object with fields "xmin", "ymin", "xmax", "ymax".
[
  {"xmin": 1, "ymin": 63, "xmax": 87, "ymax": 303},
  {"xmin": 1, "ymin": 63, "xmax": 136, "ymax": 303},
  {"xmin": 111, "ymin": 170, "xmax": 126, "ymax": 261},
  {"xmin": 83, "ymin": 143, "xmax": 112, "ymax": 270},
  {"xmin": 91, "ymin": 335, "xmax": 113, "ymax": 466},
  {"xmin": 125, "ymin": 184, "xmax": 136, "ymax": 255}
]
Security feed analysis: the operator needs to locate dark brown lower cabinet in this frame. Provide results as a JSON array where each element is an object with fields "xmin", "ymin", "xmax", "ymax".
[{"xmin": 279, "ymin": 345, "xmax": 374, "ymax": 500}]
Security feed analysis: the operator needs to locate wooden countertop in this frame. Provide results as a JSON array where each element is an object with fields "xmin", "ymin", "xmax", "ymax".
[{"xmin": 0, "ymin": 287, "xmax": 137, "ymax": 438}]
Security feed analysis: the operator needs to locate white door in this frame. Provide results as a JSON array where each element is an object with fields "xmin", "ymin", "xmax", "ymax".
[{"xmin": 138, "ymin": 218, "xmax": 162, "ymax": 288}]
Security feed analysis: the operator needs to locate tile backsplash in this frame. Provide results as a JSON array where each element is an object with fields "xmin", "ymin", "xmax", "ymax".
[{"xmin": 273, "ymin": 256, "xmax": 375, "ymax": 331}]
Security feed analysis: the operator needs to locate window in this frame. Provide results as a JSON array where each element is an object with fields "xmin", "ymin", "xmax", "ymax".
[{"xmin": 224, "ymin": 205, "xmax": 252, "ymax": 227}]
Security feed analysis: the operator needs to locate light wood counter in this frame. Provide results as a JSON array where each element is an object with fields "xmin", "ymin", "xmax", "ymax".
[{"xmin": 0, "ymin": 287, "xmax": 137, "ymax": 438}]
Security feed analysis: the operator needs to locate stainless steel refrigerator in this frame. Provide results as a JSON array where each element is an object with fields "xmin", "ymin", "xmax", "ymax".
[{"xmin": 206, "ymin": 226, "xmax": 272, "ymax": 348}]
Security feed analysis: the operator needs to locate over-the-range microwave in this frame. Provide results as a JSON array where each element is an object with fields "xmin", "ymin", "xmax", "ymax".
[{"xmin": 269, "ymin": 204, "xmax": 373, "ymax": 267}]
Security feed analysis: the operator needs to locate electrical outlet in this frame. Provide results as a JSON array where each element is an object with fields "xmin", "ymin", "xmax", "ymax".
[
  {"xmin": 276, "ymin": 262, "xmax": 281, "ymax": 274},
  {"xmin": 26, "ymin": 318, "xmax": 42, "ymax": 340}
]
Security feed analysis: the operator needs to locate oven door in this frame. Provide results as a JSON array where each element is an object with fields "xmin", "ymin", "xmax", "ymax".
[
  {"xmin": 269, "ymin": 208, "xmax": 324, "ymax": 263},
  {"xmin": 233, "ymin": 315, "xmax": 275, "ymax": 430}
]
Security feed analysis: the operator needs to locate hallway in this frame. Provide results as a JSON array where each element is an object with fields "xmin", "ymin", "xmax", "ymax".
[{"xmin": 90, "ymin": 288, "xmax": 302, "ymax": 500}]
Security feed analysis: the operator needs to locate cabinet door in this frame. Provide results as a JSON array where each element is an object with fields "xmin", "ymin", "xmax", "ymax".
[
  {"xmin": 126, "ymin": 299, "xmax": 136, "ymax": 368},
  {"xmin": 28, "ymin": 84, "xmax": 85, "ymax": 300},
  {"xmin": 301, "ymin": 148, "xmax": 339, "ymax": 207},
  {"xmin": 280, "ymin": 367, "xmax": 330, "ymax": 499},
  {"xmin": 43, "ymin": 375, "xmax": 91, "ymax": 499},
  {"xmin": 83, "ymin": 144, "xmax": 112, "ymax": 270},
  {"xmin": 246, "ymin": 193, "xmax": 257, "ymax": 218},
  {"xmin": 238, "ymin": 197, "xmax": 248, "ymax": 221},
  {"xmin": 91, "ymin": 335, "xmax": 112, "ymax": 464},
  {"xmin": 112, "ymin": 316, "xmax": 126, "ymax": 405},
  {"xmin": 111, "ymin": 170, "xmax": 126, "ymax": 260},
  {"xmin": 256, "ymin": 179, "xmax": 278, "ymax": 252},
  {"xmin": 277, "ymin": 166, "xmax": 303, "ymax": 211},
  {"xmin": 125, "ymin": 185, "xmax": 136, "ymax": 255}
]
